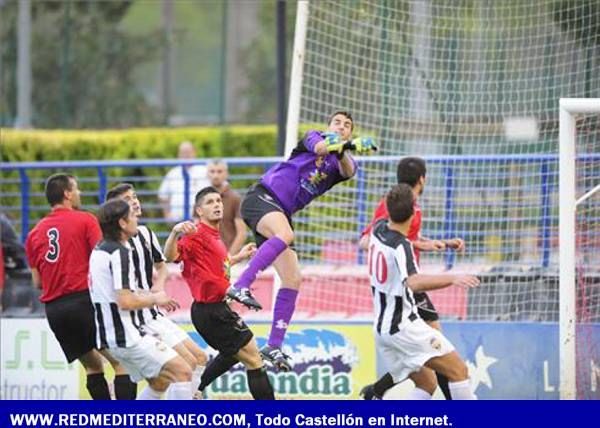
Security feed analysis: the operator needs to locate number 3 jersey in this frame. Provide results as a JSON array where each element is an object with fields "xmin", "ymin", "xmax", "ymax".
[
  {"xmin": 368, "ymin": 219, "xmax": 420, "ymax": 335},
  {"xmin": 25, "ymin": 207, "xmax": 101, "ymax": 302}
]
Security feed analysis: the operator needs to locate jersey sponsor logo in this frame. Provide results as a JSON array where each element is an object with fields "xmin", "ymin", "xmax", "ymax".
[{"xmin": 44, "ymin": 228, "xmax": 60, "ymax": 263}]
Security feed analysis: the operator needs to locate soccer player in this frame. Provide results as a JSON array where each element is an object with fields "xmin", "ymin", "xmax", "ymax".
[
  {"xmin": 164, "ymin": 187, "xmax": 275, "ymax": 400},
  {"xmin": 105, "ymin": 183, "xmax": 208, "ymax": 395},
  {"xmin": 25, "ymin": 173, "xmax": 135, "ymax": 400},
  {"xmin": 359, "ymin": 156, "xmax": 463, "ymax": 399},
  {"xmin": 90, "ymin": 199, "xmax": 193, "ymax": 400},
  {"xmin": 363, "ymin": 184, "xmax": 479, "ymax": 400},
  {"xmin": 227, "ymin": 111, "xmax": 377, "ymax": 370}
]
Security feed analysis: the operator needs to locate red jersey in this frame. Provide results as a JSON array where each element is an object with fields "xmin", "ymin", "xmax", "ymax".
[
  {"xmin": 177, "ymin": 222, "xmax": 230, "ymax": 303},
  {"xmin": 361, "ymin": 197, "xmax": 422, "ymax": 263},
  {"xmin": 25, "ymin": 207, "xmax": 101, "ymax": 302}
]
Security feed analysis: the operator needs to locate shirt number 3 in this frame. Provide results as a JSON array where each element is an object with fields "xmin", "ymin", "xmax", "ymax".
[{"xmin": 45, "ymin": 228, "xmax": 60, "ymax": 263}]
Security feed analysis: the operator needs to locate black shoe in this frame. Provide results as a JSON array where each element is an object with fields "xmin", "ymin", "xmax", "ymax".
[
  {"xmin": 226, "ymin": 286, "xmax": 263, "ymax": 310},
  {"xmin": 359, "ymin": 384, "xmax": 381, "ymax": 400},
  {"xmin": 260, "ymin": 345, "xmax": 292, "ymax": 372}
]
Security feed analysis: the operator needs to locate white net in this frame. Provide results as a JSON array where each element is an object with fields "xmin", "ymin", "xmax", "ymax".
[
  {"xmin": 574, "ymin": 113, "xmax": 600, "ymax": 399},
  {"xmin": 288, "ymin": 0, "xmax": 600, "ymax": 323}
]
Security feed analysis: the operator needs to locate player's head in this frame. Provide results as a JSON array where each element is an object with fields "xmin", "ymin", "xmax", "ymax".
[
  {"xmin": 178, "ymin": 141, "xmax": 196, "ymax": 160},
  {"xmin": 105, "ymin": 183, "xmax": 142, "ymax": 217},
  {"xmin": 98, "ymin": 199, "xmax": 138, "ymax": 242},
  {"xmin": 396, "ymin": 157, "xmax": 427, "ymax": 195},
  {"xmin": 327, "ymin": 111, "xmax": 354, "ymax": 141},
  {"xmin": 207, "ymin": 159, "xmax": 228, "ymax": 188},
  {"xmin": 194, "ymin": 186, "xmax": 223, "ymax": 225},
  {"xmin": 386, "ymin": 184, "xmax": 415, "ymax": 224},
  {"xmin": 45, "ymin": 173, "xmax": 81, "ymax": 209}
]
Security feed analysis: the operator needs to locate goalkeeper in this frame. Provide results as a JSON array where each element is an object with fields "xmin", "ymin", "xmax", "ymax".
[{"xmin": 228, "ymin": 111, "xmax": 377, "ymax": 371}]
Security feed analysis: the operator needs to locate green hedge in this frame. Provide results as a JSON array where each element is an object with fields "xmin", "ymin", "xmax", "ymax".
[{"xmin": 0, "ymin": 125, "xmax": 279, "ymax": 162}]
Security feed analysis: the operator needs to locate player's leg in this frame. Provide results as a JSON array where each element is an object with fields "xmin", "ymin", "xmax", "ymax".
[
  {"xmin": 197, "ymin": 353, "xmax": 239, "ymax": 395},
  {"xmin": 46, "ymin": 294, "xmax": 112, "ymax": 400},
  {"xmin": 78, "ymin": 350, "xmax": 111, "ymax": 400},
  {"xmin": 99, "ymin": 349, "xmax": 137, "ymax": 400},
  {"xmin": 235, "ymin": 338, "xmax": 275, "ymax": 400},
  {"xmin": 425, "ymin": 319, "xmax": 451, "ymax": 399},
  {"xmin": 407, "ymin": 367, "xmax": 437, "ymax": 399},
  {"xmin": 415, "ymin": 291, "xmax": 452, "ymax": 400},
  {"xmin": 424, "ymin": 351, "xmax": 475, "ymax": 400},
  {"xmin": 260, "ymin": 247, "xmax": 300, "ymax": 372},
  {"xmin": 230, "ymin": 208, "xmax": 292, "ymax": 308}
]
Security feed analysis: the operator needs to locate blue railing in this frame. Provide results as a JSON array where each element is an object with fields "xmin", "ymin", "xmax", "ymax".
[{"xmin": 1, "ymin": 154, "xmax": 598, "ymax": 268}]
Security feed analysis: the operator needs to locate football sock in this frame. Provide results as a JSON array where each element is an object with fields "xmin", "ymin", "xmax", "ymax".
[
  {"xmin": 165, "ymin": 381, "xmax": 192, "ymax": 400},
  {"xmin": 449, "ymin": 379, "xmax": 476, "ymax": 400},
  {"xmin": 406, "ymin": 387, "xmax": 433, "ymax": 400},
  {"xmin": 86, "ymin": 373, "xmax": 111, "ymax": 400},
  {"xmin": 137, "ymin": 385, "xmax": 162, "ymax": 400},
  {"xmin": 373, "ymin": 372, "xmax": 395, "ymax": 398},
  {"xmin": 191, "ymin": 365, "xmax": 205, "ymax": 392},
  {"xmin": 114, "ymin": 374, "xmax": 137, "ymax": 400},
  {"xmin": 267, "ymin": 288, "xmax": 298, "ymax": 348},
  {"xmin": 247, "ymin": 367, "xmax": 275, "ymax": 400},
  {"xmin": 199, "ymin": 354, "xmax": 238, "ymax": 391}
]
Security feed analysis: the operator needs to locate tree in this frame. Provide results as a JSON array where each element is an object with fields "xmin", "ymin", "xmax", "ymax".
[{"xmin": 0, "ymin": 0, "xmax": 163, "ymax": 128}]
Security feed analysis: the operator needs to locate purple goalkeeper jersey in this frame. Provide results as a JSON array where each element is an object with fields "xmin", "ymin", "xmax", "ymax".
[{"xmin": 260, "ymin": 130, "xmax": 357, "ymax": 216}]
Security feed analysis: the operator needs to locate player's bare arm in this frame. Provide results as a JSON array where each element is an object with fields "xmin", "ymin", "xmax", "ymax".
[
  {"xmin": 117, "ymin": 289, "xmax": 178, "ymax": 311},
  {"xmin": 230, "ymin": 243, "xmax": 257, "ymax": 265},
  {"xmin": 407, "ymin": 273, "xmax": 480, "ymax": 292},
  {"xmin": 151, "ymin": 261, "xmax": 169, "ymax": 292},
  {"xmin": 31, "ymin": 267, "xmax": 42, "ymax": 288},
  {"xmin": 164, "ymin": 221, "xmax": 196, "ymax": 262}
]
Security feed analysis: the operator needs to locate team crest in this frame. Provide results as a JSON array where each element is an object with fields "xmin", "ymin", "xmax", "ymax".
[{"xmin": 430, "ymin": 337, "xmax": 442, "ymax": 351}]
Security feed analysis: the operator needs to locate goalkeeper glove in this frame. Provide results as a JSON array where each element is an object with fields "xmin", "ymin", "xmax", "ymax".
[
  {"xmin": 322, "ymin": 132, "xmax": 349, "ymax": 154},
  {"xmin": 349, "ymin": 137, "xmax": 378, "ymax": 154}
]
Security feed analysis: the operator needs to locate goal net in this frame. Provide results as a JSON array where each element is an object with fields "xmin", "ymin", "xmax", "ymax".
[{"xmin": 285, "ymin": 0, "xmax": 600, "ymax": 397}]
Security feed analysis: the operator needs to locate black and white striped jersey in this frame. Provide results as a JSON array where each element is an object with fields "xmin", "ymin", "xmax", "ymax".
[
  {"xmin": 368, "ymin": 220, "xmax": 420, "ymax": 335},
  {"xmin": 89, "ymin": 239, "xmax": 143, "ymax": 349},
  {"xmin": 128, "ymin": 225, "xmax": 165, "ymax": 325}
]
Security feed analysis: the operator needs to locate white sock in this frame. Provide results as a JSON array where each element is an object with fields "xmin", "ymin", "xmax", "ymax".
[
  {"xmin": 406, "ymin": 387, "xmax": 432, "ymax": 400},
  {"xmin": 191, "ymin": 366, "xmax": 205, "ymax": 393},
  {"xmin": 165, "ymin": 381, "xmax": 192, "ymax": 400},
  {"xmin": 449, "ymin": 379, "xmax": 476, "ymax": 400},
  {"xmin": 137, "ymin": 385, "xmax": 163, "ymax": 400}
]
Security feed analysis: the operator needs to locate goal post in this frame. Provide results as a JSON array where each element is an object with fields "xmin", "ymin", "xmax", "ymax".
[{"xmin": 559, "ymin": 98, "xmax": 600, "ymax": 400}]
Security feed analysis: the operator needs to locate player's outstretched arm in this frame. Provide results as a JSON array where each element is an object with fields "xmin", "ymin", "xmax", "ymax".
[
  {"xmin": 407, "ymin": 273, "xmax": 480, "ymax": 292},
  {"xmin": 164, "ymin": 221, "xmax": 196, "ymax": 262},
  {"xmin": 116, "ymin": 289, "xmax": 179, "ymax": 311},
  {"xmin": 230, "ymin": 243, "xmax": 257, "ymax": 265}
]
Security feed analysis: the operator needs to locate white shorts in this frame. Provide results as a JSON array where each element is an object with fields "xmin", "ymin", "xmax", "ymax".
[
  {"xmin": 376, "ymin": 318, "xmax": 455, "ymax": 383},
  {"xmin": 140, "ymin": 316, "xmax": 189, "ymax": 348},
  {"xmin": 108, "ymin": 335, "xmax": 178, "ymax": 383}
]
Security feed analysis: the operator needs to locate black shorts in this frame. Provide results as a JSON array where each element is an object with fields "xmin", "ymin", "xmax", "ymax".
[
  {"xmin": 45, "ymin": 290, "xmax": 97, "ymax": 363},
  {"xmin": 414, "ymin": 292, "xmax": 439, "ymax": 322},
  {"xmin": 241, "ymin": 184, "xmax": 294, "ymax": 248},
  {"xmin": 191, "ymin": 301, "xmax": 253, "ymax": 357}
]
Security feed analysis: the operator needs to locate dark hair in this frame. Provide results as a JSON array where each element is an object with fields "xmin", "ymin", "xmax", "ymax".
[
  {"xmin": 386, "ymin": 184, "xmax": 415, "ymax": 223},
  {"xmin": 327, "ymin": 111, "xmax": 354, "ymax": 130},
  {"xmin": 97, "ymin": 199, "xmax": 131, "ymax": 242},
  {"xmin": 45, "ymin": 173, "xmax": 75, "ymax": 206},
  {"xmin": 194, "ymin": 186, "xmax": 220, "ymax": 206},
  {"xmin": 396, "ymin": 157, "xmax": 427, "ymax": 187},
  {"xmin": 105, "ymin": 183, "xmax": 134, "ymax": 202}
]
